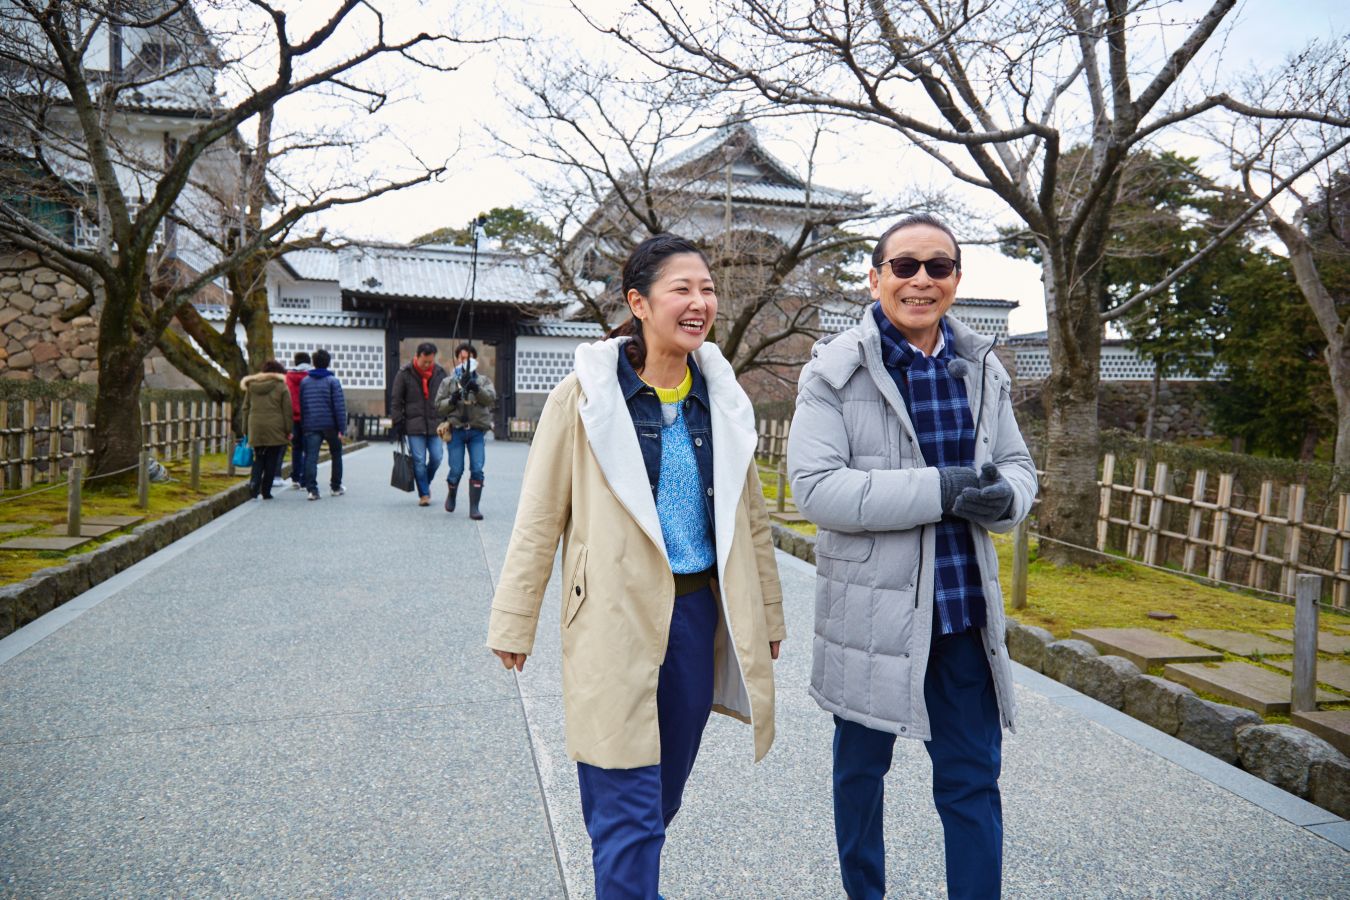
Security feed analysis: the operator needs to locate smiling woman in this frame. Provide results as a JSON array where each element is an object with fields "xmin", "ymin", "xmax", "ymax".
[{"xmin": 486, "ymin": 232, "xmax": 786, "ymax": 899}]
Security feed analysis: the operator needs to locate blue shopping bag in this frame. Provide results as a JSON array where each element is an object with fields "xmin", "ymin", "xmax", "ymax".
[{"xmin": 231, "ymin": 438, "xmax": 254, "ymax": 468}]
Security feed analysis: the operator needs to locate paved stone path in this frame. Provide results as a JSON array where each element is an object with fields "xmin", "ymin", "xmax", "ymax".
[{"xmin": 1, "ymin": 442, "xmax": 1347, "ymax": 898}]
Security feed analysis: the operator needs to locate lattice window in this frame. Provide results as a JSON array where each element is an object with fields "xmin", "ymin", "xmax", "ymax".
[
  {"xmin": 278, "ymin": 296, "xmax": 311, "ymax": 309},
  {"xmin": 516, "ymin": 349, "xmax": 576, "ymax": 393},
  {"xmin": 273, "ymin": 340, "xmax": 385, "ymax": 389}
]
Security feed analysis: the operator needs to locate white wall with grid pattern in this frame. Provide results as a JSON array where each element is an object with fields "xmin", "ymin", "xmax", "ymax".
[
  {"xmin": 516, "ymin": 335, "xmax": 589, "ymax": 393},
  {"xmin": 271, "ymin": 325, "xmax": 386, "ymax": 390},
  {"xmin": 1013, "ymin": 345, "xmax": 1212, "ymax": 382}
]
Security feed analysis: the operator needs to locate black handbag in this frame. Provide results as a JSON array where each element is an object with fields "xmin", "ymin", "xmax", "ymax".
[{"xmin": 390, "ymin": 437, "xmax": 415, "ymax": 492}]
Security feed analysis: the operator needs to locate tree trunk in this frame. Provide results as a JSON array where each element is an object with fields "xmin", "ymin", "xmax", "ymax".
[
  {"xmin": 1037, "ymin": 273, "xmax": 1104, "ymax": 566},
  {"xmin": 90, "ymin": 343, "xmax": 144, "ymax": 478},
  {"xmin": 1329, "ymin": 337, "xmax": 1350, "ymax": 469}
]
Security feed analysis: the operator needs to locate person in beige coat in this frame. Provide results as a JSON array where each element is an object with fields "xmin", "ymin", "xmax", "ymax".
[
  {"xmin": 240, "ymin": 360, "xmax": 293, "ymax": 500},
  {"xmin": 488, "ymin": 234, "xmax": 785, "ymax": 899}
]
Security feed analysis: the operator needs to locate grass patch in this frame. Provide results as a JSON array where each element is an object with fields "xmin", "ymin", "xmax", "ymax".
[{"xmin": 0, "ymin": 452, "xmax": 247, "ymax": 586}]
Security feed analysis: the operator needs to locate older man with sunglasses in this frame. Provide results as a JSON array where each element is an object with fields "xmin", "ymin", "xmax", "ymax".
[{"xmin": 788, "ymin": 213, "xmax": 1037, "ymax": 899}]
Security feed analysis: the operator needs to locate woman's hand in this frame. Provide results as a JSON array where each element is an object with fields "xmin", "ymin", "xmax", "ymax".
[
  {"xmin": 769, "ymin": 641, "xmax": 781, "ymax": 661},
  {"xmin": 492, "ymin": 649, "xmax": 527, "ymax": 672}
]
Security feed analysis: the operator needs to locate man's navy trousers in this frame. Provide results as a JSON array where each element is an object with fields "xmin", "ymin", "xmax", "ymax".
[
  {"xmin": 832, "ymin": 626, "xmax": 1003, "ymax": 899},
  {"xmin": 575, "ymin": 584, "xmax": 717, "ymax": 900}
]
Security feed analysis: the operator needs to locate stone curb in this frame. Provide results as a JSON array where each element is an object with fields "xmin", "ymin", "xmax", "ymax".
[
  {"xmin": 764, "ymin": 525, "xmax": 1349, "ymax": 819},
  {"xmin": 0, "ymin": 441, "xmax": 366, "ymax": 639}
]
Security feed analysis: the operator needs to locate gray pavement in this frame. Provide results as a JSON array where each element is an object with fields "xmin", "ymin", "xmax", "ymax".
[{"xmin": 1, "ymin": 440, "xmax": 1346, "ymax": 898}]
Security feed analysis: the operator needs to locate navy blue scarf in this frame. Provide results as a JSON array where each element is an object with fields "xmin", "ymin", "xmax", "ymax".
[{"xmin": 872, "ymin": 304, "xmax": 986, "ymax": 634}]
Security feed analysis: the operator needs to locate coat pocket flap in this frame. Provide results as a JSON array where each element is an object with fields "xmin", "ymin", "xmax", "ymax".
[
  {"xmin": 564, "ymin": 544, "xmax": 588, "ymax": 627},
  {"xmin": 815, "ymin": 532, "xmax": 875, "ymax": 562}
]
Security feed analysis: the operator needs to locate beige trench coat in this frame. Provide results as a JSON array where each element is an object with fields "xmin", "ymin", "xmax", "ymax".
[{"xmin": 488, "ymin": 338, "xmax": 786, "ymax": 769}]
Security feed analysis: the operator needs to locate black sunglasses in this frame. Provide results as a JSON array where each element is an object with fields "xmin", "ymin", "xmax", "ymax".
[{"xmin": 878, "ymin": 256, "xmax": 959, "ymax": 279}]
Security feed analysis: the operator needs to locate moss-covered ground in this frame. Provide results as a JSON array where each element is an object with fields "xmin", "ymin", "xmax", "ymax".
[{"xmin": 0, "ymin": 452, "xmax": 247, "ymax": 586}]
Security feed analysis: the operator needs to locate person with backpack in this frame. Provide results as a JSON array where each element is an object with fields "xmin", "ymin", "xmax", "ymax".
[
  {"xmin": 390, "ymin": 342, "xmax": 448, "ymax": 506},
  {"xmin": 299, "ymin": 348, "xmax": 347, "ymax": 501}
]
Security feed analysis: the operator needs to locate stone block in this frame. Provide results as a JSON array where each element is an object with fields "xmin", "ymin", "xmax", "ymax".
[
  {"xmin": 8, "ymin": 294, "xmax": 35, "ymax": 312},
  {"xmin": 1164, "ymin": 661, "xmax": 1337, "ymax": 716},
  {"xmin": 19, "ymin": 314, "xmax": 46, "ymax": 328},
  {"xmin": 96, "ymin": 534, "xmax": 141, "ymax": 575},
  {"xmin": 1006, "ymin": 621, "xmax": 1053, "ymax": 672},
  {"xmin": 29, "ymin": 283, "xmax": 55, "ymax": 301},
  {"xmin": 30, "ymin": 342, "xmax": 59, "ymax": 364},
  {"xmin": 1291, "ymin": 710, "xmax": 1350, "ymax": 756},
  {"xmin": 46, "ymin": 560, "xmax": 93, "ymax": 601},
  {"xmin": 0, "ymin": 307, "xmax": 19, "ymax": 327},
  {"xmin": 1237, "ymin": 724, "xmax": 1343, "ymax": 798},
  {"xmin": 71, "ymin": 345, "xmax": 97, "ymax": 360},
  {"xmin": 69, "ymin": 315, "xmax": 94, "ymax": 327},
  {"xmin": 1073, "ymin": 627, "xmax": 1222, "ymax": 670},
  {"xmin": 33, "ymin": 300, "xmax": 61, "ymax": 316},
  {"xmin": 6, "ymin": 349, "xmax": 33, "ymax": 369},
  {"xmin": 5, "ymin": 322, "xmax": 30, "ymax": 340},
  {"xmin": 55, "ymin": 280, "xmax": 75, "ymax": 299},
  {"xmin": 1077, "ymin": 654, "xmax": 1142, "ymax": 709},
  {"xmin": 1043, "ymin": 639, "xmax": 1099, "ymax": 690},
  {"xmin": 1266, "ymin": 629, "xmax": 1350, "ymax": 654},
  {"xmin": 1308, "ymin": 756, "xmax": 1350, "ymax": 819},
  {"xmin": 1175, "ymin": 694, "xmax": 1262, "ymax": 764},
  {"xmin": 1124, "ymin": 674, "xmax": 1195, "ymax": 735},
  {"xmin": 0, "ymin": 275, "xmax": 19, "ymax": 291},
  {"xmin": 56, "ymin": 358, "xmax": 81, "ymax": 378},
  {"xmin": 34, "ymin": 271, "xmax": 57, "ymax": 284}
]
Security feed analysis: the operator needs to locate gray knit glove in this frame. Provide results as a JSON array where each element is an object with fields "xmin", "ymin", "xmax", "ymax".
[
  {"xmin": 938, "ymin": 466, "xmax": 979, "ymax": 515},
  {"xmin": 952, "ymin": 462, "xmax": 1014, "ymax": 521}
]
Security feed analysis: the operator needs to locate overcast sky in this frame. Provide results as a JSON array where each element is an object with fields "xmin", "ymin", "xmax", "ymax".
[{"xmin": 281, "ymin": 0, "xmax": 1348, "ymax": 336}]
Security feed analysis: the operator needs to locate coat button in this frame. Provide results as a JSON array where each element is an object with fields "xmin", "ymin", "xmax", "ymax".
[
  {"xmin": 575, "ymin": 586, "xmax": 581, "ymax": 596},
  {"xmin": 706, "ymin": 487, "xmax": 714, "ymax": 497},
  {"xmin": 982, "ymin": 436, "xmax": 989, "ymax": 443},
  {"xmin": 694, "ymin": 437, "xmax": 703, "ymax": 447},
  {"xmin": 900, "ymin": 726, "xmax": 907, "ymax": 732}
]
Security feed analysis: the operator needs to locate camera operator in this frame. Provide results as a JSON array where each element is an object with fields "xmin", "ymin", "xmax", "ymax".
[{"xmin": 434, "ymin": 343, "xmax": 497, "ymax": 519}]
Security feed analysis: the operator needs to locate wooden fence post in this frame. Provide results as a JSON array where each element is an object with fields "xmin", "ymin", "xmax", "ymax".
[
  {"xmin": 66, "ymin": 463, "xmax": 82, "ymax": 538},
  {"xmin": 1208, "ymin": 473, "xmax": 1235, "ymax": 583},
  {"xmin": 1336, "ymin": 494, "xmax": 1350, "ymax": 609},
  {"xmin": 1292, "ymin": 574, "xmax": 1321, "ymax": 713},
  {"xmin": 0, "ymin": 399, "xmax": 8, "ymax": 490},
  {"xmin": 1126, "ymin": 458, "xmax": 1147, "ymax": 558},
  {"xmin": 1144, "ymin": 462, "xmax": 1169, "ymax": 567},
  {"xmin": 21, "ymin": 399, "xmax": 35, "ymax": 488},
  {"xmin": 1183, "ymin": 469, "xmax": 1208, "ymax": 575},
  {"xmin": 776, "ymin": 456, "xmax": 787, "ymax": 513},
  {"xmin": 1097, "ymin": 452, "xmax": 1116, "ymax": 551},
  {"xmin": 137, "ymin": 450, "xmax": 150, "ymax": 509},
  {"xmin": 1250, "ymin": 480, "xmax": 1274, "ymax": 589},
  {"xmin": 73, "ymin": 401, "xmax": 88, "ymax": 468},
  {"xmin": 1012, "ymin": 518, "xmax": 1029, "ymax": 610},
  {"xmin": 191, "ymin": 439, "xmax": 202, "ymax": 492},
  {"xmin": 48, "ymin": 399, "xmax": 62, "ymax": 480},
  {"xmin": 1282, "ymin": 484, "xmax": 1307, "ymax": 598}
]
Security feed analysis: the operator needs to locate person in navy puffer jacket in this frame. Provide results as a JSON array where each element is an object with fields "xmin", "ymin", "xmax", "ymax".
[{"xmin": 299, "ymin": 348, "xmax": 348, "ymax": 500}]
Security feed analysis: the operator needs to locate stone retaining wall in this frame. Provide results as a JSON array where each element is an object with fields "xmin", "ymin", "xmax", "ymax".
[
  {"xmin": 0, "ymin": 266, "xmax": 98, "ymax": 383},
  {"xmin": 769, "ymin": 523, "xmax": 1350, "ymax": 819}
]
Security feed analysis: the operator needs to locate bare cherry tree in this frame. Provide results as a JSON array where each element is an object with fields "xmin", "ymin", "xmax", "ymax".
[
  {"xmin": 1217, "ymin": 39, "xmax": 1350, "ymax": 465},
  {"xmin": 600, "ymin": 0, "xmax": 1350, "ymax": 562},
  {"xmin": 501, "ymin": 52, "xmax": 889, "ymax": 385},
  {"xmin": 0, "ymin": 1, "xmax": 480, "ymax": 475}
]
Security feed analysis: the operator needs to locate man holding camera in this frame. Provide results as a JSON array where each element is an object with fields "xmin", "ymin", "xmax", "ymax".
[
  {"xmin": 390, "ymin": 342, "xmax": 448, "ymax": 507},
  {"xmin": 434, "ymin": 343, "xmax": 497, "ymax": 519}
]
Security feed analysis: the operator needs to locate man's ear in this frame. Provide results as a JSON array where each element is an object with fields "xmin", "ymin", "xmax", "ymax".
[{"xmin": 867, "ymin": 266, "xmax": 881, "ymax": 299}]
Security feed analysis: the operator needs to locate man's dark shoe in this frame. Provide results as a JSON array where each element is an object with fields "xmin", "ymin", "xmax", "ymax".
[
  {"xmin": 307, "ymin": 490, "xmax": 320, "ymax": 501},
  {"xmin": 468, "ymin": 481, "xmax": 483, "ymax": 520},
  {"xmin": 445, "ymin": 481, "xmax": 458, "ymax": 513}
]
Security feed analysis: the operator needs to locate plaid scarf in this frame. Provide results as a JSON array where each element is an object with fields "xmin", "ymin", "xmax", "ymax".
[{"xmin": 872, "ymin": 304, "xmax": 986, "ymax": 635}]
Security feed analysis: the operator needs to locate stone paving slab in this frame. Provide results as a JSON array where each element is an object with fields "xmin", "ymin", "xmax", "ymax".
[
  {"xmin": 0, "ymin": 523, "xmax": 33, "ymax": 534},
  {"xmin": 41, "ymin": 523, "xmax": 120, "ymax": 538},
  {"xmin": 1267, "ymin": 630, "xmax": 1350, "ymax": 655},
  {"xmin": 1267, "ymin": 657, "xmax": 1350, "ymax": 694},
  {"xmin": 1072, "ymin": 627, "xmax": 1222, "ymax": 670},
  {"xmin": 1183, "ymin": 629, "xmax": 1294, "ymax": 657},
  {"xmin": 1165, "ymin": 661, "xmax": 1339, "ymax": 715},
  {"xmin": 80, "ymin": 515, "xmax": 145, "ymax": 528},
  {"xmin": 1292, "ymin": 710, "xmax": 1350, "ymax": 756},
  {"xmin": 0, "ymin": 534, "xmax": 92, "ymax": 551}
]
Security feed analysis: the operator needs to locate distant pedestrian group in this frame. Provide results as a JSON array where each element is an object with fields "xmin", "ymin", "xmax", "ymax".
[
  {"xmin": 390, "ymin": 341, "xmax": 496, "ymax": 519},
  {"xmin": 240, "ymin": 348, "xmax": 347, "ymax": 502}
]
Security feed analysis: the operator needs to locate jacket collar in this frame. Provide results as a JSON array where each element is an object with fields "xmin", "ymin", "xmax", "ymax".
[
  {"xmin": 241, "ymin": 372, "xmax": 286, "ymax": 388},
  {"xmin": 615, "ymin": 344, "xmax": 712, "ymax": 410},
  {"xmin": 574, "ymin": 337, "xmax": 757, "ymax": 575}
]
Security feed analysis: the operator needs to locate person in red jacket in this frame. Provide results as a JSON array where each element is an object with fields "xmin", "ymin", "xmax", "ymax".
[{"xmin": 284, "ymin": 351, "xmax": 312, "ymax": 490}]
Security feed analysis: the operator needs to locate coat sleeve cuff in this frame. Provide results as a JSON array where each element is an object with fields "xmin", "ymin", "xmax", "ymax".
[
  {"xmin": 764, "ymin": 598, "xmax": 787, "ymax": 642},
  {"xmin": 487, "ymin": 607, "xmax": 538, "ymax": 656}
]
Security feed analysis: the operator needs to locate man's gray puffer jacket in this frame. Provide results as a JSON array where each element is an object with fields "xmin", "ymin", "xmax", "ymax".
[{"xmin": 787, "ymin": 311, "xmax": 1037, "ymax": 741}]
